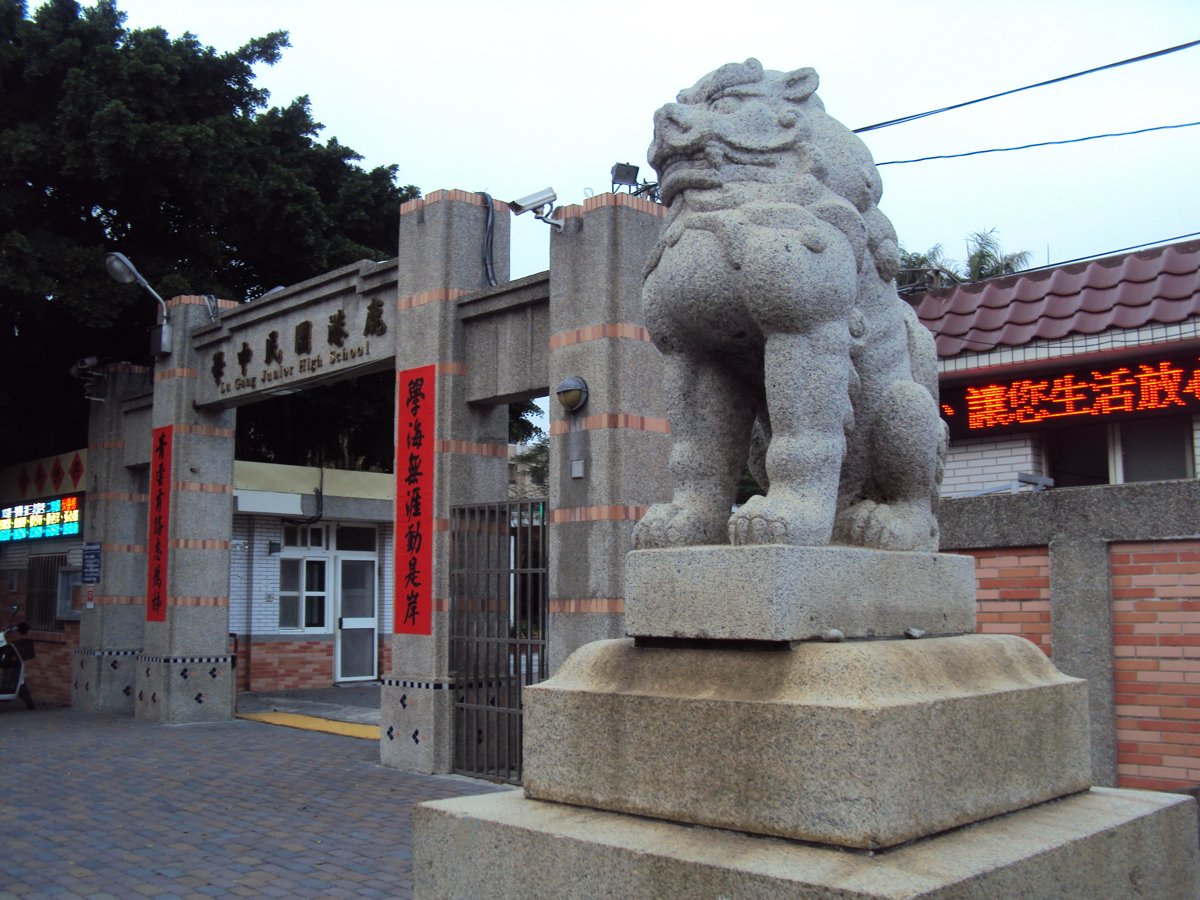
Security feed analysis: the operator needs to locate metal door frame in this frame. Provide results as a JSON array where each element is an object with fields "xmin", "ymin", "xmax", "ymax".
[
  {"xmin": 334, "ymin": 556, "xmax": 378, "ymax": 682},
  {"xmin": 449, "ymin": 500, "xmax": 547, "ymax": 783}
]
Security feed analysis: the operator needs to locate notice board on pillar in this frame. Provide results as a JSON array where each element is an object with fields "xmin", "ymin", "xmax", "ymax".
[
  {"xmin": 396, "ymin": 366, "xmax": 435, "ymax": 635},
  {"xmin": 146, "ymin": 425, "xmax": 173, "ymax": 622}
]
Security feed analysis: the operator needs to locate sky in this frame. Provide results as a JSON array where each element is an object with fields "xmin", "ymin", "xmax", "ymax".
[{"xmin": 85, "ymin": 1, "xmax": 1200, "ymax": 280}]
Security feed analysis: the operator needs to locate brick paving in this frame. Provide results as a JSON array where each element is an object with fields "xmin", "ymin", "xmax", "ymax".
[{"xmin": 0, "ymin": 706, "xmax": 503, "ymax": 898}]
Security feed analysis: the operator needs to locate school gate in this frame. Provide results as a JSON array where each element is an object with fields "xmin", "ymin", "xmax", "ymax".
[{"xmin": 71, "ymin": 189, "xmax": 670, "ymax": 775}]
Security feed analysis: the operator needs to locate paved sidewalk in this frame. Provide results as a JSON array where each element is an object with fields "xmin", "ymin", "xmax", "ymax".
[{"xmin": 0, "ymin": 706, "xmax": 504, "ymax": 899}]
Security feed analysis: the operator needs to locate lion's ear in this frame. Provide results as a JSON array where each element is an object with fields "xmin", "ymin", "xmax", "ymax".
[{"xmin": 782, "ymin": 67, "xmax": 819, "ymax": 102}]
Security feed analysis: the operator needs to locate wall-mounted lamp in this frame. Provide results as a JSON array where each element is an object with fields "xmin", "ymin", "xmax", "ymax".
[
  {"xmin": 105, "ymin": 252, "xmax": 172, "ymax": 356},
  {"xmin": 508, "ymin": 188, "xmax": 563, "ymax": 232},
  {"xmin": 555, "ymin": 376, "xmax": 588, "ymax": 413}
]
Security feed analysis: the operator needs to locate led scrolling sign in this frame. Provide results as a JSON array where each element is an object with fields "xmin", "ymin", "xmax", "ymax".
[
  {"xmin": 0, "ymin": 495, "xmax": 82, "ymax": 541},
  {"xmin": 941, "ymin": 354, "xmax": 1200, "ymax": 439}
]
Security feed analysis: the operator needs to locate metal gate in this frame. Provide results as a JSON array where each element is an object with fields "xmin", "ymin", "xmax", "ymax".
[{"xmin": 450, "ymin": 500, "xmax": 547, "ymax": 783}]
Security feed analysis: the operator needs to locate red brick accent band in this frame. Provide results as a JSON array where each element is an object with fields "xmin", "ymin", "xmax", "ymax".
[
  {"xmin": 434, "ymin": 440, "xmax": 508, "ymax": 459},
  {"xmin": 167, "ymin": 295, "xmax": 236, "ymax": 309},
  {"xmin": 400, "ymin": 190, "xmax": 509, "ymax": 215},
  {"xmin": 154, "ymin": 367, "xmax": 197, "ymax": 383},
  {"xmin": 437, "ymin": 361, "xmax": 468, "ymax": 376},
  {"xmin": 172, "ymin": 481, "xmax": 233, "ymax": 494},
  {"xmin": 965, "ymin": 548, "xmax": 1052, "ymax": 656},
  {"xmin": 168, "ymin": 539, "xmax": 231, "ymax": 551},
  {"xmin": 550, "ymin": 414, "xmax": 671, "ymax": 437},
  {"xmin": 92, "ymin": 492, "xmax": 148, "ymax": 504},
  {"xmin": 555, "ymin": 192, "xmax": 666, "ymax": 219},
  {"xmin": 174, "ymin": 423, "xmax": 235, "ymax": 438},
  {"xmin": 101, "ymin": 542, "xmax": 145, "ymax": 554},
  {"xmin": 93, "ymin": 595, "xmax": 144, "ymax": 606},
  {"xmin": 1111, "ymin": 540, "xmax": 1200, "ymax": 791},
  {"xmin": 168, "ymin": 596, "xmax": 229, "ymax": 608},
  {"xmin": 549, "ymin": 505, "xmax": 648, "ymax": 524},
  {"xmin": 549, "ymin": 323, "xmax": 652, "ymax": 349},
  {"xmin": 549, "ymin": 598, "xmax": 625, "ymax": 614},
  {"xmin": 398, "ymin": 288, "xmax": 470, "ymax": 311}
]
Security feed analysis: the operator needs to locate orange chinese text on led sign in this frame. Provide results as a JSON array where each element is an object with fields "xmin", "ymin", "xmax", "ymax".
[{"xmin": 941, "ymin": 356, "xmax": 1200, "ymax": 438}]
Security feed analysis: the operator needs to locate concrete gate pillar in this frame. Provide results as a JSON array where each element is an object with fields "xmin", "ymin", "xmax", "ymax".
[
  {"xmin": 545, "ymin": 194, "xmax": 669, "ymax": 672},
  {"xmin": 134, "ymin": 296, "xmax": 238, "ymax": 723},
  {"xmin": 73, "ymin": 363, "xmax": 153, "ymax": 712},
  {"xmin": 381, "ymin": 190, "xmax": 512, "ymax": 772}
]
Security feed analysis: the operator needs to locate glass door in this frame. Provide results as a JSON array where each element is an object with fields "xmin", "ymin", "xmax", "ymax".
[{"xmin": 336, "ymin": 558, "xmax": 377, "ymax": 681}]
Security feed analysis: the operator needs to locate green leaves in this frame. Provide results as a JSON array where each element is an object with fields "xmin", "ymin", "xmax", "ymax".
[{"xmin": 0, "ymin": 1, "xmax": 416, "ymax": 463}]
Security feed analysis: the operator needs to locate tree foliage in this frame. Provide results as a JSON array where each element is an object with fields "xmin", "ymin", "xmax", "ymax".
[
  {"xmin": 897, "ymin": 229, "xmax": 1031, "ymax": 294},
  {"xmin": 0, "ymin": 0, "xmax": 418, "ymax": 463}
]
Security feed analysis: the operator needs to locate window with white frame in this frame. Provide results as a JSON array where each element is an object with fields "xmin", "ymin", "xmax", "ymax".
[
  {"xmin": 278, "ymin": 558, "xmax": 327, "ymax": 630},
  {"xmin": 1045, "ymin": 416, "xmax": 1194, "ymax": 487}
]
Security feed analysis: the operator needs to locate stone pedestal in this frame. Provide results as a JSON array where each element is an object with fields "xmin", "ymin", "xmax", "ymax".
[
  {"xmin": 415, "ymin": 787, "xmax": 1199, "ymax": 899},
  {"xmin": 523, "ymin": 635, "xmax": 1090, "ymax": 849},
  {"xmin": 414, "ymin": 546, "xmax": 1200, "ymax": 897}
]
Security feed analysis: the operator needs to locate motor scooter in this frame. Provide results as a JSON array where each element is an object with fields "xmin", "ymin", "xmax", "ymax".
[{"xmin": 0, "ymin": 605, "xmax": 35, "ymax": 709}]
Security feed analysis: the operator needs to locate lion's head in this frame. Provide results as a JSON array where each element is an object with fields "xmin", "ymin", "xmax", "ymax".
[{"xmin": 649, "ymin": 59, "xmax": 898, "ymax": 282}]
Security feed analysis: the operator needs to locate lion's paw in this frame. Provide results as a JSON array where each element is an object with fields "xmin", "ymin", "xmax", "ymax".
[
  {"xmin": 633, "ymin": 503, "xmax": 726, "ymax": 549},
  {"xmin": 835, "ymin": 500, "xmax": 938, "ymax": 551},
  {"xmin": 728, "ymin": 493, "xmax": 832, "ymax": 547}
]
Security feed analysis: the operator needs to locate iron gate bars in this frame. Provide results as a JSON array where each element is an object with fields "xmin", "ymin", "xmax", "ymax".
[{"xmin": 450, "ymin": 500, "xmax": 547, "ymax": 783}]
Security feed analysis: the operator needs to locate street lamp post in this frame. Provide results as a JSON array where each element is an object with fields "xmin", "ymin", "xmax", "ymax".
[{"xmin": 105, "ymin": 252, "xmax": 171, "ymax": 356}]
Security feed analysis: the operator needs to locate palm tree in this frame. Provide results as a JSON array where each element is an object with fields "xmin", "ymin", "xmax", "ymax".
[
  {"xmin": 897, "ymin": 243, "xmax": 959, "ymax": 292},
  {"xmin": 897, "ymin": 230, "xmax": 1031, "ymax": 295},
  {"xmin": 962, "ymin": 229, "xmax": 1032, "ymax": 281}
]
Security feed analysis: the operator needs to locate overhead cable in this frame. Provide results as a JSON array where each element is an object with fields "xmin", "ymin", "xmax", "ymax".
[
  {"xmin": 854, "ymin": 38, "xmax": 1200, "ymax": 134},
  {"xmin": 876, "ymin": 120, "xmax": 1200, "ymax": 166}
]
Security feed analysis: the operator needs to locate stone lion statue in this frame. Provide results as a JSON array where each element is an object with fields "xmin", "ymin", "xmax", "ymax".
[{"xmin": 632, "ymin": 59, "xmax": 945, "ymax": 552}]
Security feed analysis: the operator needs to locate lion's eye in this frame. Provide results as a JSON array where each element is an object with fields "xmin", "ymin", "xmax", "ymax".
[{"xmin": 709, "ymin": 95, "xmax": 742, "ymax": 114}]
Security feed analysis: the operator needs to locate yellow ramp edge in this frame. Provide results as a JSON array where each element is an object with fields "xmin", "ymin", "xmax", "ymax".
[{"xmin": 237, "ymin": 711, "xmax": 379, "ymax": 741}]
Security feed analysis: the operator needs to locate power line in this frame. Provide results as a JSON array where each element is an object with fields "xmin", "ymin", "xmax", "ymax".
[
  {"xmin": 876, "ymin": 120, "xmax": 1200, "ymax": 167},
  {"xmin": 854, "ymin": 38, "xmax": 1200, "ymax": 134},
  {"xmin": 1020, "ymin": 232, "xmax": 1200, "ymax": 272}
]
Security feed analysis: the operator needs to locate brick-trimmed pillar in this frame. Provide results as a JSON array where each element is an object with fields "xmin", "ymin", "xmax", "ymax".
[
  {"xmin": 73, "ymin": 363, "xmax": 152, "ymax": 713},
  {"xmin": 381, "ymin": 190, "xmax": 512, "ymax": 773},
  {"xmin": 546, "ymin": 193, "xmax": 670, "ymax": 672},
  {"xmin": 1110, "ymin": 540, "xmax": 1200, "ymax": 791},
  {"xmin": 965, "ymin": 547, "xmax": 1052, "ymax": 656},
  {"xmin": 134, "ymin": 296, "xmax": 239, "ymax": 723}
]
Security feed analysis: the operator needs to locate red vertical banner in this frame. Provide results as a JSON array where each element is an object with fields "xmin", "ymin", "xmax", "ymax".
[
  {"xmin": 396, "ymin": 366, "xmax": 435, "ymax": 635},
  {"xmin": 146, "ymin": 425, "xmax": 173, "ymax": 622}
]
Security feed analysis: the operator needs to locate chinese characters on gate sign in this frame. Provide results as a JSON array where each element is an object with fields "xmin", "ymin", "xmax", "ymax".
[
  {"xmin": 941, "ymin": 355, "xmax": 1200, "ymax": 439},
  {"xmin": 395, "ymin": 366, "xmax": 435, "ymax": 636},
  {"xmin": 146, "ymin": 425, "xmax": 173, "ymax": 622}
]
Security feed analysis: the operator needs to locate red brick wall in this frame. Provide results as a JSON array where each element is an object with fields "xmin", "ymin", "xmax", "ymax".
[
  {"xmin": 963, "ymin": 548, "xmax": 1052, "ymax": 656},
  {"xmin": 1111, "ymin": 540, "xmax": 1200, "ymax": 791},
  {"xmin": 239, "ymin": 634, "xmax": 392, "ymax": 692},
  {"xmin": 21, "ymin": 621, "xmax": 78, "ymax": 706},
  {"xmin": 244, "ymin": 638, "xmax": 335, "ymax": 691}
]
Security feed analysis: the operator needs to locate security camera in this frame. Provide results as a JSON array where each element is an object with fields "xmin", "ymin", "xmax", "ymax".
[
  {"xmin": 508, "ymin": 188, "xmax": 557, "ymax": 215},
  {"xmin": 70, "ymin": 356, "xmax": 99, "ymax": 379}
]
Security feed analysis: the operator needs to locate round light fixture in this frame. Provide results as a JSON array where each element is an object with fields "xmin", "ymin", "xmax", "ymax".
[{"xmin": 555, "ymin": 376, "xmax": 588, "ymax": 413}]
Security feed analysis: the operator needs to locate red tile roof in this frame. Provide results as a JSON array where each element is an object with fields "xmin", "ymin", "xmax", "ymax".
[{"xmin": 914, "ymin": 240, "xmax": 1200, "ymax": 358}]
